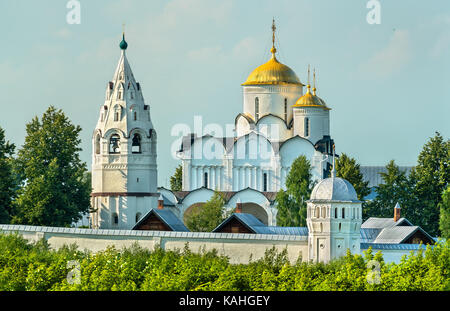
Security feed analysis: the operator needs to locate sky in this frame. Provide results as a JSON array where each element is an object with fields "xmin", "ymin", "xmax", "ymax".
[{"xmin": 0, "ymin": 0, "xmax": 449, "ymax": 187}]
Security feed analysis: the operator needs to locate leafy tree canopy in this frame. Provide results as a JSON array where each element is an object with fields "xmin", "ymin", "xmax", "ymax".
[
  {"xmin": 12, "ymin": 106, "xmax": 91, "ymax": 227},
  {"xmin": 170, "ymin": 164, "xmax": 182, "ymax": 192},
  {"xmin": 0, "ymin": 127, "xmax": 16, "ymax": 223},
  {"xmin": 184, "ymin": 191, "xmax": 230, "ymax": 232},
  {"xmin": 276, "ymin": 155, "xmax": 313, "ymax": 227}
]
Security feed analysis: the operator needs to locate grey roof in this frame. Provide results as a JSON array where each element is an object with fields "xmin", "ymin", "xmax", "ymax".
[
  {"xmin": 373, "ymin": 226, "xmax": 434, "ymax": 244},
  {"xmin": 360, "ymin": 228, "xmax": 383, "ymax": 243},
  {"xmin": 132, "ymin": 208, "xmax": 189, "ymax": 232},
  {"xmin": 360, "ymin": 166, "xmax": 413, "ymax": 188},
  {"xmin": 309, "ymin": 176, "xmax": 360, "ymax": 202},
  {"xmin": 0, "ymin": 224, "xmax": 306, "ymax": 241},
  {"xmin": 360, "ymin": 243, "xmax": 429, "ymax": 250},
  {"xmin": 361, "ymin": 217, "xmax": 412, "ymax": 229},
  {"xmin": 213, "ymin": 213, "xmax": 308, "ymax": 236}
]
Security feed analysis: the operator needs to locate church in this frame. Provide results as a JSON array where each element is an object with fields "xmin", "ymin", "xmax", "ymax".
[{"xmin": 75, "ymin": 22, "xmax": 436, "ymax": 264}]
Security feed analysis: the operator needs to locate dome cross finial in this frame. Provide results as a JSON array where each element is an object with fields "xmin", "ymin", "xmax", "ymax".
[
  {"xmin": 271, "ymin": 18, "xmax": 277, "ymax": 57},
  {"xmin": 313, "ymin": 68, "xmax": 317, "ymax": 95}
]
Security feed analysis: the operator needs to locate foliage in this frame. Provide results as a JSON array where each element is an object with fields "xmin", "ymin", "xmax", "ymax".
[
  {"xmin": 335, "ymin": 153, "xmax": 370, "ymax": 201},
  {"xmin": 409, "ymin": 132, "xmax": 450, "ymax": 237},
  {"xmin": 276, "ymin": 155, "xmax": 313, "ymax": 227},
  {"xmin": 0, "ymin": 232, "xmax": 448, "ymax": 291},
  {"xmin": 0, "ymin": 127, "xmax": 16, "ymax": 223},
  {"xmin": 170, "ymin": 164, "xmax": 183, "ymax": 192},
  {"xmin": 364, "ymin": 160, "xmax": 416, "ymax": 221},
  {"xmin": 439, "ymin": 186, "xmax": 450, "ymax": 240},
  {"xmin": 184, "ymin": 191, "xmax": 230, "ymax": 232},
  {"xmin": 11, "ymin": 106, "xmax": 91, "ymax": 227}
]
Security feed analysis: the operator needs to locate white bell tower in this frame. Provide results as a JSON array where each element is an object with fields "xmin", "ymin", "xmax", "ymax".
[{"xmin": 90, "ymin": 33, "xmax": 158, "ymax": 229}]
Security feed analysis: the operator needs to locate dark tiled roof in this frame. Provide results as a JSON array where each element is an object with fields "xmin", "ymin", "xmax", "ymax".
[{"xmin": 132, "ymin": 208, "xmax": 189, "ymax": 232}]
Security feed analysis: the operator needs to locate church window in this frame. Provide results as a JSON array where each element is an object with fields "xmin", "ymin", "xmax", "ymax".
[
  {"xmin": 305, "ymin": 117, "xmax": 310, "ymax": 137},
  {"xmin": 112, "ymin": 213, "xmax": 119, "ymax": 225},
  {"xmin": 342, "ymin": 208, "xmax": 345, "ymax": 219},
  {"xmin": 109, "ymin": 134, "xmax": 121, "ymax": 154},
  {"xmin": 135, "ymin": 212, "xmax": 141, "ymax": 223},
  {"xmin": 263, "ymin": 173, "xmax": 268, "ymax": 191},
  {"xmin": 134, "ymin": 111, "xmax": 137, "ymax": 121},
  {"xmin": 118, "ymin": 91, "xmax": 123, "ymax": 100},
  {"xmin": 284, "ymin": 98, "xmax": 288, "ymax": 121},
  {"xmin": 339, "ymin": 223, "xmax": 341, "ymax": 232},
  {"xmin": 204, "ymin": 172, "xmax": 208, "ymax": 188},
  {"xmin": 335, "ymin": 207, "xmax": 338, "ymax": 219},
  {"xmin": 95, "ymin": 134, "xmax": 101, "ymax": 154},
  {"xmin": 132, "ymin": 134, "xmax": 142, "ymax": 154},
  {"xmin": 255, "ymin": 97, "xmax": 260, "ymax": 121}
]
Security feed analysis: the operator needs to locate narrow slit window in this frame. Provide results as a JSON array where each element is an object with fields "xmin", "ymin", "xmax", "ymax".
[
  {"xmin": 305, "ymin": 117, "xmax": 310, "ymax": 137},
  {"xmin": 255, "ymin": 97, "xmax": 260, "ymax": 121},
  {"xmin": 284, "ymin": 98, "xmax": 288, "ymax": 121},
  {"xmin": 263, "ymin": 173, "xmax": 268, "ymax": 192},
  {"xmin": 204, "ymin": 172, "xmax": 208, "ymax": 188}
]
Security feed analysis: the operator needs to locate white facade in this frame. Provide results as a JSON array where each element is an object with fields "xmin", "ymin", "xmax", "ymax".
[
  {"xmin": 90, "ymin": 35, "xmax": 158, "ymax": 229},
  {"xmin": 306, "ymin": 173, "xmax": 362, "ymax": 263}
]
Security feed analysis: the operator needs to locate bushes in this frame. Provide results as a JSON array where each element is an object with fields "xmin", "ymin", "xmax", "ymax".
[{"xmin": 0, "ymin": 232, "xmax": 448, "ymax": 291}]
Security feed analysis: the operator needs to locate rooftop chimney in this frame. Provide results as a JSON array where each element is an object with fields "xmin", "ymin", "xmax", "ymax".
[
  {"xmin": 394, "ymin": 202, "xmax": 401, "ymax": 222},
  {"xmin": 235, "ymin": 198, "xmax": 242, "ymax": 214},
  {"xmin": 158, "ymin": 194, "xmax": 164, "ymax": 210}
]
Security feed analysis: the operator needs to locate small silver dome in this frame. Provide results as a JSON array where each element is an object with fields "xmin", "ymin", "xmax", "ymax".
[{"xmin": 309, "ymin": 177, "xmax": 359, "ymax": 202}]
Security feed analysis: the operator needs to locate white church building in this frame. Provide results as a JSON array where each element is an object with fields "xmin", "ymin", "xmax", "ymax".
[{"xmin": 0, "ymin": 24, "xmax": 436, "ymax": 265}]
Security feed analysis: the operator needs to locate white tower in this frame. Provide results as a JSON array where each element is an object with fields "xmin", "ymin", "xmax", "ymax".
[
  {"xmin": 306, "ymin": 153, "xmax": 362, "ymax": 263},
  {"xmin": 91, "ymin": 33, "xmax": 158, "ymax": 229},
  {"xmin": 292, "ymin": 68, "xmax": 330, "ymax": 145}
]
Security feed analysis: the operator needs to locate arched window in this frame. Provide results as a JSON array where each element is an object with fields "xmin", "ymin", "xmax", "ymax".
[
  {"xmin": 109, "ymin": 134, "xmax": 121, "ymax": 154},
  {"xmin": 284, "ymin": 98, "xmax": 288, "ymax": 121},
  {"xmin": 133, "ymin": 111, "xmax": 137, "ymax": 121},
  {"xmin": 131, "ymin": 133, "xmax": 142, "ymax": 154},
  {"xmin": 315, "ymin": 207, "xmax": 319, "ymax": 218},
  {"xmin": 304, "ymin": 117, "xmax": 310, "ymax": 137},
  {"xmin": 204, "ymin": 172, "xmax": 208, "ymax": 188},
  {"xmin": 335, "ymin": 207, "xmax": 338, "ymax": 219},
  {"xmin": 342, "ymin": 207, "xmax": 345, "ymax": 219},
  {"xmin": 263, "ymin": 173, "xmax": 268, "ymax": 192},
  {"xmin": 112, "ymin": 213, "xmax": 119, "ymax": 225},
  {"xmin": 95, "ymin": 135, "xmax": 101, "ymax": 154},
  {"xmin": 135, "ymin": 212, "xmax": 142, "ymax": 223},
  {"xmin": 339, "ymin": 223, "xmax": 342, "ymax": 232},
  {"xmin": 255, "ymin": 97, "xmax": 260, "ymax": 121}
]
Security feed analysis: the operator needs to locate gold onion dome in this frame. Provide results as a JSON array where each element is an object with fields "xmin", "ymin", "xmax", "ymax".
[
  {"xmin": 242, "ymin": 51, "xmax": 302, "ymax": 86},
  {"xmin": 242, "ymin": 20, "xmax": 302, "ymax": 86},
  {"xmin": 293, "ymin": 84, "xmax": 330, "ymax": 110}
]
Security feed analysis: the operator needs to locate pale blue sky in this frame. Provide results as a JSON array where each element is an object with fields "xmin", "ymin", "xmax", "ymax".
[{"xmin": 1, "ymin": 0, "xmax": 449, "ymax": 187}]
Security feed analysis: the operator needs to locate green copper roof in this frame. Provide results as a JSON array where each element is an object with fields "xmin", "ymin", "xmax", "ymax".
[{"xmin": 119, "ymin": 34, "xmax": 128, "ymax": 50}]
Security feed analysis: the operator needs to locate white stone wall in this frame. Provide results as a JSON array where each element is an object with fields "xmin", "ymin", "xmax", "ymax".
[{"xmin": 0, "ymin": 225, "xmax": 307, "ymax": 265}]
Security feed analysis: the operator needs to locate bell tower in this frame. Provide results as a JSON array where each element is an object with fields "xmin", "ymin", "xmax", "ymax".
[{"xmin": 91, "ymin": 32, "xmax": 158, "ymax": 229}]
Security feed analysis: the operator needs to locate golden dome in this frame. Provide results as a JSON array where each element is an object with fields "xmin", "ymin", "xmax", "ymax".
[
  {"xmin": 293, "ymin": 85, "xmax": 330, "ymax": 110},
  {"xmin": 242, "ymin": 52, "xmax": 302, "ymax": 86}
]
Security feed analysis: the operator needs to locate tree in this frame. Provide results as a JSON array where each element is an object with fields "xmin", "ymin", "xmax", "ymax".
[
  {"xmin": 276, "ymin": 155, "xmax": 313, "ymax": 227},
  {"xmin": 170, "ymin": 164, "xmax": 182, "ymax": 192},
  {"xmin": 11, "ymin": 106, "xmax": 91, "ymax": 227},
  {"xmin": 439, "ymin": 186, "xmax": 450, "ymax": 240},
  {"xmin": 364, "ymin": 160, "xmax": 415, "ymax": 221},
  {"xmin": 0, "ymin": 127, "xmax": 16, "ymax": 223},
  {"xmin": 410, "ymin": 132, "xmax": 449, "ymax": 237},
  {"xmin": 335, "ymin": 153, "xmax": 371, "ymax": 201},
  {"xmin": 184, "ymin": 191, "xmax": 229, "ymax": 232}
]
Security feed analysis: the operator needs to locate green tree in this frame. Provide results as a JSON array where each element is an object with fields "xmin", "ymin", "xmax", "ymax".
[
  {"xmin": 11, "ymin": 106, "xmax": 91, "ymax": 227},
  {"xmin": 364, "ymin": 160, "xmax": 415, "ymax": 221},
  {"xmin": 439, "ymin": 186, "xmax": 450, "ymax": 240},
  {"xmin": 276, "ymin": 155, "xmax": 313, "ymax": 227},
  {"xmin": 170, "ymin": 164, "xmax": 182, "ymax": 192},
  {"xmin": 410, "ymin": 132, "xmax": 450, "ymax": 236},
  {"xmin": 184, "ymin": 191, "xmax": 229, "ymax": 232},
  {"xmin": 0, "ymin": 127, "xmax": 16, "ymax": 223},
  {"xmin": 335, "ymin": 153, "xmax": 370, "ymax": 201}
]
